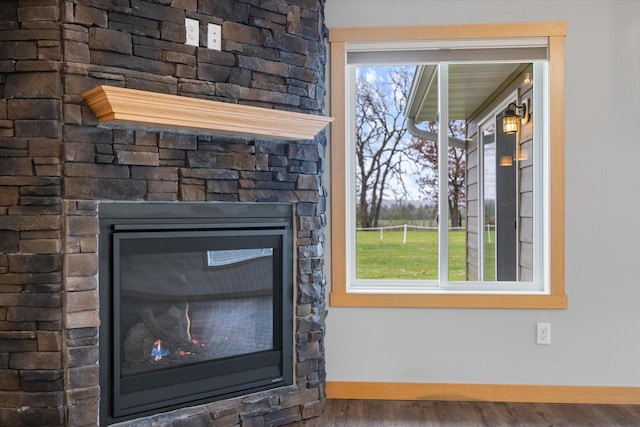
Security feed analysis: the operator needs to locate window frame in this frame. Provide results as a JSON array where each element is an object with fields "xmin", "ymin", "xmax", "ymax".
[{"xmin": 329, "ymin": 22, "xmax": 567, "ymax": 309}]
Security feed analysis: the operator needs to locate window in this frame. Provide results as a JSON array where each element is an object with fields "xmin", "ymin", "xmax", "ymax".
[{"xmin": 329, "ymin": 23, "xmax": 567, "ymax": 308}]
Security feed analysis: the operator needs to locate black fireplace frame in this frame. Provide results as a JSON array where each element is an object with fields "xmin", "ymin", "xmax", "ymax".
[{"xmin": 98, "ymin": 202, "xmax": 294, "ymax": 425}]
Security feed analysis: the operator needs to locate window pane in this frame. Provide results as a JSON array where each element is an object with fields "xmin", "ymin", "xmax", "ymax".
[
  {"xmin": 351, "ymin": 61, "xmax": 537, "ymax": 285},
  {"xmin": 456, "ymin": 63, "xmax": 535, "ymax": 283},
  {"xmin": 353, "ymin": 65, "xmax": 439, "ymax": 280}
]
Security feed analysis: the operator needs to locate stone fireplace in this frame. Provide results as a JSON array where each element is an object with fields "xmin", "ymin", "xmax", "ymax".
[{"xmin": 0, "ymin": 1, "xmax": 329, "ymax": 426}]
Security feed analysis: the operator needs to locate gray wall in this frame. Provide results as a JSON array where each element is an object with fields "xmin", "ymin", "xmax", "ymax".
[{"xmin": 324, "ymin": 0, "xmax": 640, "ymax": 387}]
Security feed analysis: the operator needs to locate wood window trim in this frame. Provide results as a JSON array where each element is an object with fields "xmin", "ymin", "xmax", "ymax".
[{"xmin": 329, "ymin": 22, "xmax": 567, "ymax": 309}]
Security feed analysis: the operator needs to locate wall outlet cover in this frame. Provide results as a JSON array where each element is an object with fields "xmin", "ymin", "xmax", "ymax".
[
  {"xmin": 208, "ymin": 23, "xmax": 222, "ymax": 51},
  {"xmin": 536, "ymin": 322, "xmax": 551, "ymax": 345},
  {"xmin": 185, "ymin": 18, "xmax": 199, "ymax": 47}
]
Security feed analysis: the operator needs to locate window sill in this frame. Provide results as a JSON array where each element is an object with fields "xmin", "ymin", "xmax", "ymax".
[{"xmin": 330, "ymin": 291, "xmax": 568, "ymax": 309}]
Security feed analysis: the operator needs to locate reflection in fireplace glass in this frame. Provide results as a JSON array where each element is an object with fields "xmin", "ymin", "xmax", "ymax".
[{"xmin": 118, "ymin": 243, "xmax": 274, "ymax": 378}]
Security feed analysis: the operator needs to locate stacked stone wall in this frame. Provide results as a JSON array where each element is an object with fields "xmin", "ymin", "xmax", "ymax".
[
  {"xmin": 0, "ymin": 0, "xmax": 328, "ymax": 425},
  {"xmin": 0, "ymin": 1, "xmax": 65, "ymax": 425}
]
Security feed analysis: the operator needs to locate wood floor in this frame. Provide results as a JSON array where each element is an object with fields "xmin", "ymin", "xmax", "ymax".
[{"xmin": 301, "ymin": 399, "xmax": 640, "ymax": 426}]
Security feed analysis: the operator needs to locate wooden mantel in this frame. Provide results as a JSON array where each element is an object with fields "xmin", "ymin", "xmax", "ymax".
[{"xmin": 81, "ymin": 85, "xmax": 333, "ymax": 141}]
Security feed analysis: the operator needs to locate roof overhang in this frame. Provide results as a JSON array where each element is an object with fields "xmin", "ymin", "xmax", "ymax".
[{"xmin": 406, "ymin": 62, "xmax": 527, "ymax": 124}]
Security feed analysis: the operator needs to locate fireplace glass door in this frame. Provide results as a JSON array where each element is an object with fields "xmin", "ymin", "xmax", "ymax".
[{"xmin": 117, "ymin": 233, "xmax": 276, "ymax": 377}]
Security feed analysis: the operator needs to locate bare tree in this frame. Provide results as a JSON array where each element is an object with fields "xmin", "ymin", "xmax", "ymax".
[
  {"xmin": 408, "ymin": 120, "xmax": 467, "ymax": 227},
  {"xmin": 355, "ymin": 66, "xmax": 413, "ymax": 228}
]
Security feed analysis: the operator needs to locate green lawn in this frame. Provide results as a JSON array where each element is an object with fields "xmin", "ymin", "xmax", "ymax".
[{"xmin": 356, "ymin": 230, "xmax": 495, "ymax": 280}]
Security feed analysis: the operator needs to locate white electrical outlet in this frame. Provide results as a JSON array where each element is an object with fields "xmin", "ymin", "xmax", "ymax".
[
  {"xmin": 536, "ymin": 323, "xmax": 551, "ymax": 345},
  {"xmin": 185, "ymin": 18, "xmax": 199, "ymax": 47},
  {"xmin": 208, "ymin": 23, "xmax": 222, "ymax": 51}
]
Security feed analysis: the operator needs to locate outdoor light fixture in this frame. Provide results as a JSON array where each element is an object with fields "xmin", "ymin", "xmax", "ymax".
[{"xmin": 499, "ymin": 99, "xmax": 530, "ymax": 134}]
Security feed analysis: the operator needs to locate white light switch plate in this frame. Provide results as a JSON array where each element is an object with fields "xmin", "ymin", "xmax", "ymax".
[
  {"xmin": 185, "ymin": 18, "xmax": 199, "ymax": 47},
  {"xmin": 208, "ymin": 23, "xmax": 222, "ymax": 51}
]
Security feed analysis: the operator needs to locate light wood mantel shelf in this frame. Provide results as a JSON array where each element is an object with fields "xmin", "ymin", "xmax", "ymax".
[{"xmin": 81, "ymin": 85, "xmax": 333, "ymax": 141}]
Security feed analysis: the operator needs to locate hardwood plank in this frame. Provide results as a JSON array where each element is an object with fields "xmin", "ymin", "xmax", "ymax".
[{"xmin": 301, "ymin": 399, "xmax": 640, "ymax": 426}]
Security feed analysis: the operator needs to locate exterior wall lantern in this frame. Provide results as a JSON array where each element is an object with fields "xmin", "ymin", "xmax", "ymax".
[{"xmin": 499, "ymin": 99, "xmax": 530, "ymax": 134}]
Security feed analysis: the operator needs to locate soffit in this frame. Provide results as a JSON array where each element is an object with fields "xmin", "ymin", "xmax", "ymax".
[{"xmin": 409, "ymin": 63, "xmax": 521, "ymax": 123}]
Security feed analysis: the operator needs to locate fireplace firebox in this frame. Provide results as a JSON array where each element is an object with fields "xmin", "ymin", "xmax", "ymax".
[{"xmin": 98, "ymin": 202, "xmax": 294, "ymax": 425}]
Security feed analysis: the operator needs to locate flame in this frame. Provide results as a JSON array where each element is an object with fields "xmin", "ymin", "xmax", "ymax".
[
  {"xmin": 150, "ymin": 339, "xmax": 169, "ymax": 361},
  {"xmin": 148, "ymin": 303, "xmax": 210, "ymax": 361},
  {"xmin": 185, "ymin": 302, "xmax": 192, "ymax": 342}
]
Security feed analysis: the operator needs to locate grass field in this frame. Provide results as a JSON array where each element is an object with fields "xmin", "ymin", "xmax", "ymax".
[{"xmin": 356, "ymin": 229, "xmax": 495, "ymax": 281}]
